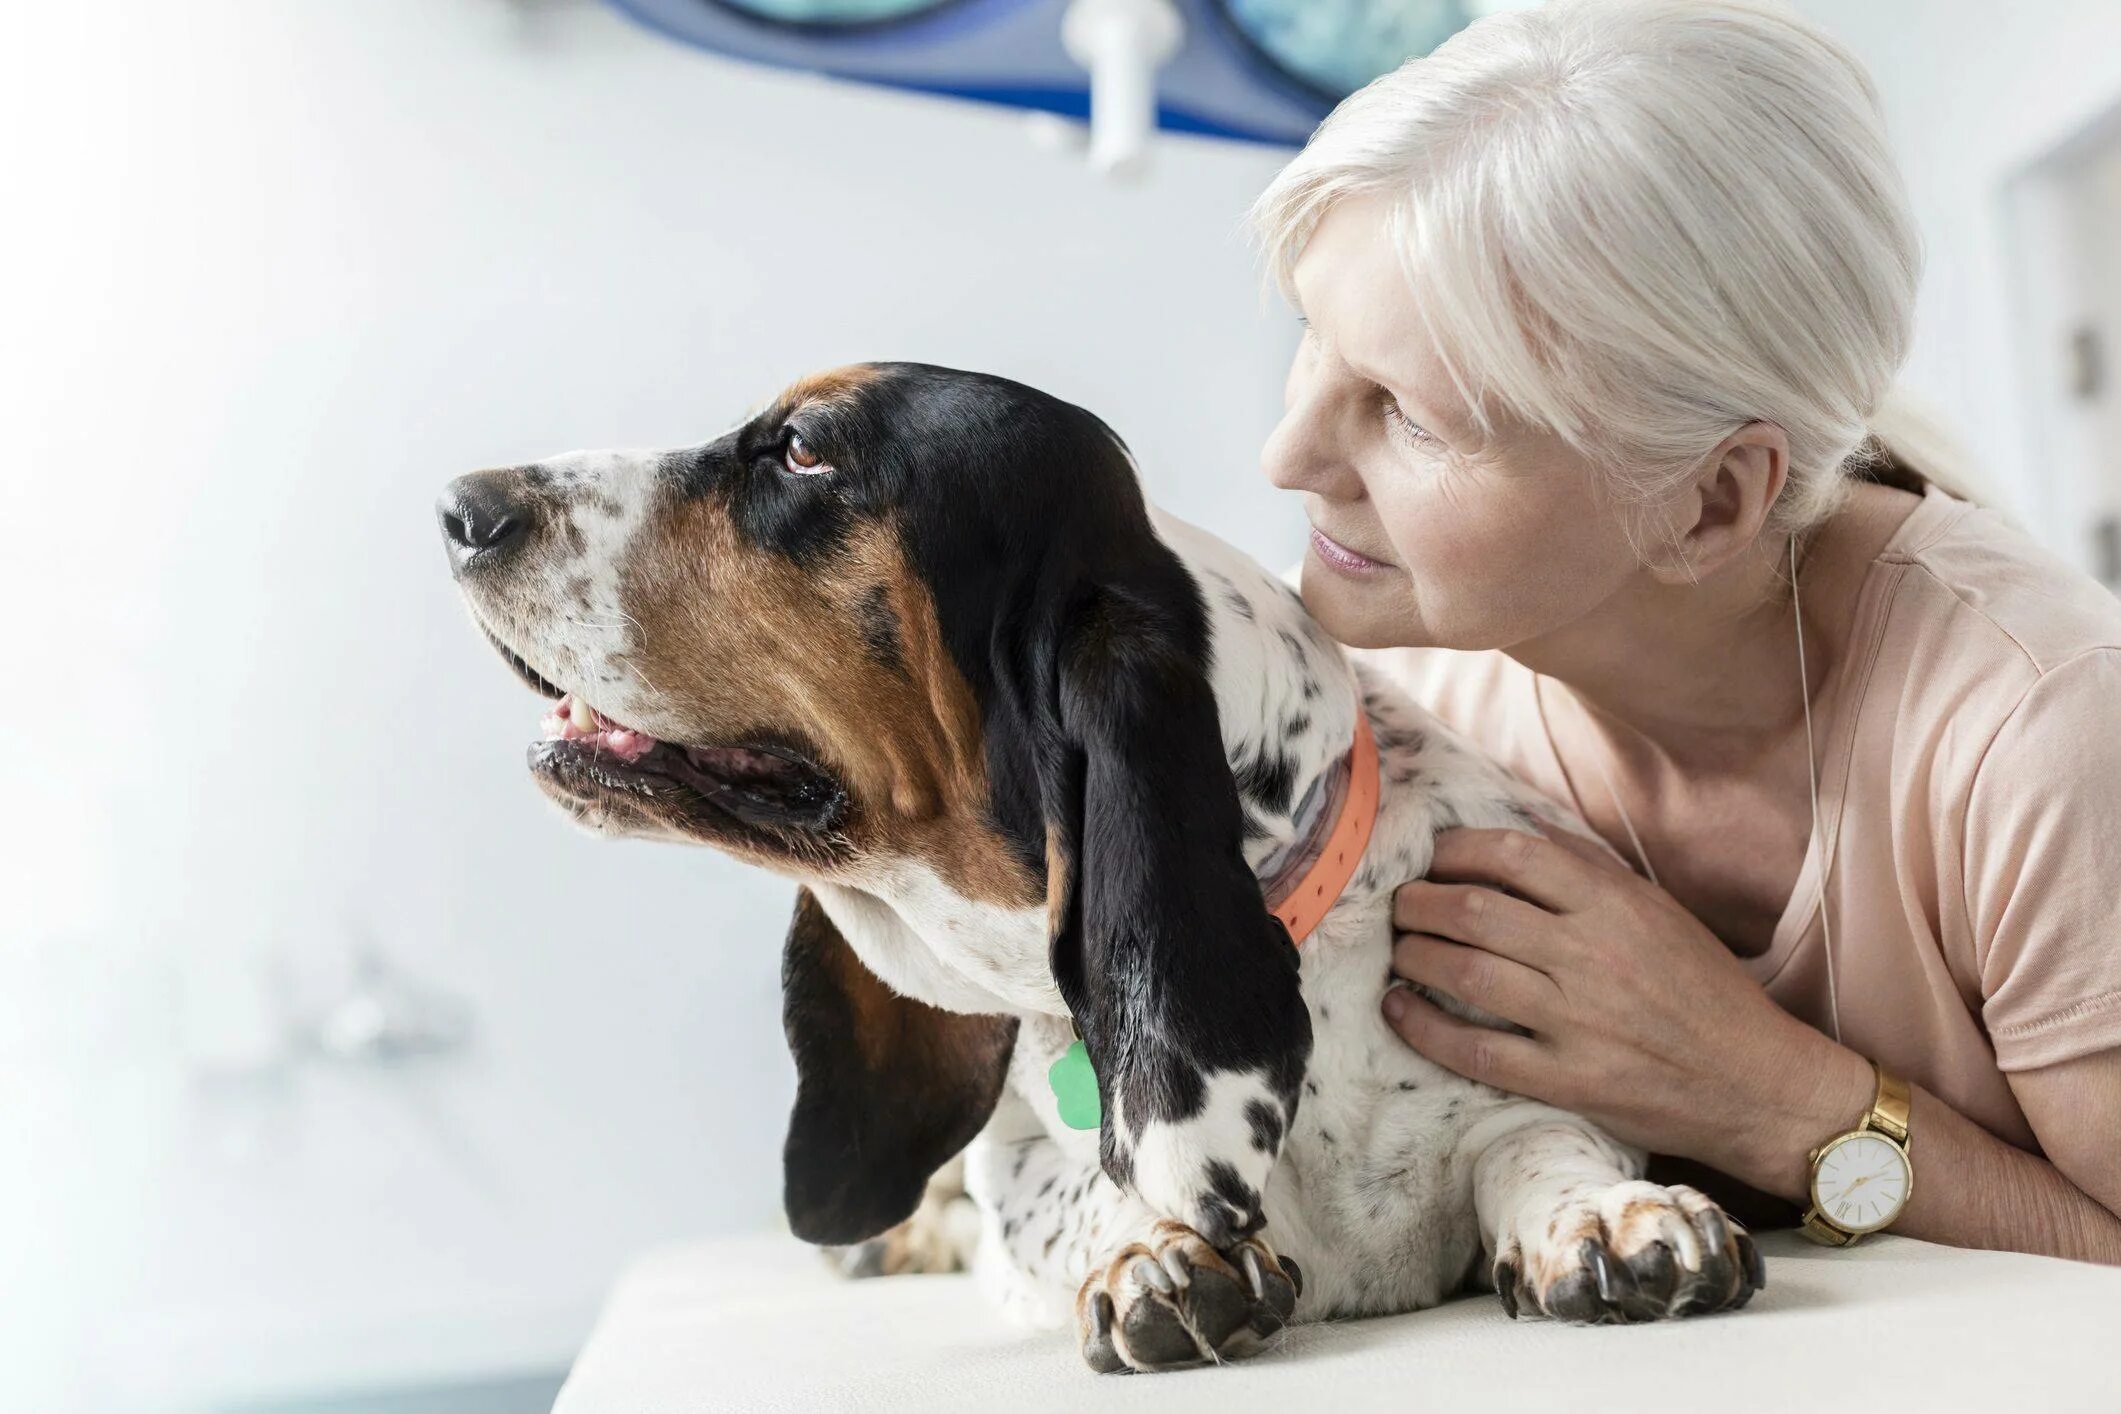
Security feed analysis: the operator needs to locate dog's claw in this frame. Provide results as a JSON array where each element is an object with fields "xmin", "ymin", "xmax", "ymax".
[
  {"xmin": 1740, "ymin": 1230, "xmax": 1767, "ymax": 1290},
  {"xmin": 1082, "ymin": 1290, "xmax": 1123, "ymax": 1374},
  {"xmin": 1160, "ymin": 1246, "xmax": 1193, "ymax": 1292},
  {"xmin": 1691, "ymin": 1205, "xmax": 1732, "ymax": 1263},
  {"xmin": 1587, "ymin": 1241, "xmax": 1624, "ymax": 1306}
]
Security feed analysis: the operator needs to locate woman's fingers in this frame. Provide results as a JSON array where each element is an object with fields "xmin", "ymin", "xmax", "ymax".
[
  {"xmin": 1534, "ymin": 822, "xmax": 1638, "ymax": 879},
  {"xmin": 1390, "ymin": 932, "xmax": 1553, "ymax": 1028},
  {"xmin": 1393, "ymin": 878, "xmax": 1562, "ymax": 969},
  {"xmin": 1380, "ymin": 986, "xmax": 1545, "ymax": 1094},
  {"xmin": 1426, "ymin": 827, "xmax": 1607, "ymax": 912}
]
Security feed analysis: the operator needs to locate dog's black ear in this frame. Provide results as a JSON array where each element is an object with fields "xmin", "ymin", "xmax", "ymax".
[
  {"xmin": 780, "ymin": 888, "xmax": 1018, "ymax": 1245},
  {"xmin": 1029, "ymin": 569, "xmax": 1313, "ymax": 1246}
]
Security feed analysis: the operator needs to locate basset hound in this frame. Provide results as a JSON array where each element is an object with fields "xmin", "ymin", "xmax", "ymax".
[{"xmin": 440, "ymin": 362, "xmax": 1760, "ymax": 1373}]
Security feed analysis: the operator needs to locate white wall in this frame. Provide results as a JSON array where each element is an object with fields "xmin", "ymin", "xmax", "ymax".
[
  {"xmin": 0, "ymin": 3, "xmax": 1294, "ymax": 1408},
  {"xmin": 1786, "ymin": 0, "xmax": 2121, "ymax": 554}
]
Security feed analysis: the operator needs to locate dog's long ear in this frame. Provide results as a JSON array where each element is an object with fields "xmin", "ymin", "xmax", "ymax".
[
  {"xmin": 1029, "ymin": 569, "xmax": 1313, "ymax": 1247},
  {"xmin": 780, "ymin": 888, "xmax": 1018, "ymax": 1245}
]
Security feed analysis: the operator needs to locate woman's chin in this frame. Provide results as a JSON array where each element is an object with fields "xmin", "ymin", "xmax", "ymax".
[{"xmin": 1298, "ymin": 557, "xmax": 1422, "ymax": 650}]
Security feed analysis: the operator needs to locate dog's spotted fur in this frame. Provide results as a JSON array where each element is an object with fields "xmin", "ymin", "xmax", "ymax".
[{"xmin": 443, "ymin": 363, "xmax": 1760, "ymax": 1373}]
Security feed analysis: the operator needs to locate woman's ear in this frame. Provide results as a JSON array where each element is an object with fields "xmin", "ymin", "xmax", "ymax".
[
  {"xmin": 1029, "ymin": 573, "xmax": 1312, "ymax": 1249},
  {"xmin": 1648, "ymin": 422, "xmax": 1789, "ymax": 583},
  {"xmin": 781, "ymin": 888, "xmax": 1018, "ymax": 1246}
]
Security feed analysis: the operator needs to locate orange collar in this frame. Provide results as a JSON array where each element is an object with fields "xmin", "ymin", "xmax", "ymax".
[{"xmin": 1265, "ymin": 709, "xmax": 1380, "ymax": 948}]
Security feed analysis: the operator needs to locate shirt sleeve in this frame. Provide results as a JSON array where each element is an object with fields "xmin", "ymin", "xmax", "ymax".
[{"xmin": 1966, "ymin": 648, "xmax": 2121, "ymax": 1070}]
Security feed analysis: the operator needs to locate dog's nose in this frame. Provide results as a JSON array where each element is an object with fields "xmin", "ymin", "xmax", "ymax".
[{"xmin": 438, "ymin": 472, "xmax": 531, "ymax": 566}]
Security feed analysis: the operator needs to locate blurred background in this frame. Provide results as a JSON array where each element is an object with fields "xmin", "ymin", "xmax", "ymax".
[{"xmin": 4, "ymin": 1, "xmax": 2117, "ymax": 1410}]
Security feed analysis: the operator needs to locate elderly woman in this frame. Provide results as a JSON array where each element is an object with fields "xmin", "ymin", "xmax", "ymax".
[{"xmin": 1252, "ymin": 0, "xmax": 2121, "ymax": 1262}]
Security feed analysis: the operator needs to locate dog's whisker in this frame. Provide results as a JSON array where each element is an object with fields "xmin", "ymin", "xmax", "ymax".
[{"xmin": 617, "ymin": 655, "xmax": 666, "ymax": 699}]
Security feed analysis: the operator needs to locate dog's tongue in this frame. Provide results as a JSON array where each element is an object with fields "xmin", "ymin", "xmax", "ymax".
[{"xmin": 541, "ymin": 694, "xmax": 659, "ymax": 764}]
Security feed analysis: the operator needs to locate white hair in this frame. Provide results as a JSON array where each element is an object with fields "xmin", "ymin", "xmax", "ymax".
[{"xmin": 1253, "ymin": 0, "xmax": 1974, "ymax": 533}]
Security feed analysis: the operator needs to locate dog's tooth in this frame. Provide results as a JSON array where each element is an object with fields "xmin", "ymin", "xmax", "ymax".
[{"xmin": 570, "ymin": 697, "xmax": 596, "ymax": 732}]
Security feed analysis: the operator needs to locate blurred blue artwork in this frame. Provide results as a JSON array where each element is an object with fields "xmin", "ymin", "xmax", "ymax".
[
  {"xmin": 609, "ymin": 0, "xmax": 1487, "ymax": 153},
  {"xmin": 716, "ymin": 0, "xmax": 959, "ymax": 21},
  {"xmin": 1221, "ymin": 0, "xmax": 1472, "ymax": 101}
]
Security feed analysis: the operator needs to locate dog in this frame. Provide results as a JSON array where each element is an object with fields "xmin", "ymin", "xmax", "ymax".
[{"xmin": 439, "ymin": 363, "xmax": 1761, "ymax": 1372}]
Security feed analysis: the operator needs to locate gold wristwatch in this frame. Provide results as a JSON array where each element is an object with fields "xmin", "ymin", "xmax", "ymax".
[{"xmin": 1800, "ymin": 1061, "xmax": 1914, "ymax": 1246}]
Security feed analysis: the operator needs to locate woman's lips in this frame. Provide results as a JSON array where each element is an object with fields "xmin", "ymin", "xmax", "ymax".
[{"xmin": 1309, "ymin": 525, "xmax": 1389, "ymax": 575}]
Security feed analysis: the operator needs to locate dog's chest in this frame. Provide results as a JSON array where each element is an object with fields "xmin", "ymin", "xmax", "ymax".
[
  {"xmin": 1249, "ymin": 697, "xmax": 1575, "ymax": 1315},
  {"xmin": 1266, "ymin": 902, "xmax": 1497, "ymax": 1314}
]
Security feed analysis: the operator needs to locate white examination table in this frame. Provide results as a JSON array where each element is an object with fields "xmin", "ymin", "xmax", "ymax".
[{"xmin": 553, "ymin": 1230, "xmax": 2121, "ymax": 1413}]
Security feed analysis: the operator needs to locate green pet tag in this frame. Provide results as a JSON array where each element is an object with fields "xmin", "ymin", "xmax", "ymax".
[{"xmin": 1048, "ymin": 1039, "xmax": 1102, "ymax": 1131}]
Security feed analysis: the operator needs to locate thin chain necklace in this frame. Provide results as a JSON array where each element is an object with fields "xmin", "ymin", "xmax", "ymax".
[{"xmin": 1538, "ymin": 536, "xmax": 1843, "ymax": 1043}]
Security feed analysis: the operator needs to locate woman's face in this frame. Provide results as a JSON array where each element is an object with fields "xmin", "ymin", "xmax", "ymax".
[{"xmin": 1263, "ymin": 195, "xmax": 1647, "ymax": 652}]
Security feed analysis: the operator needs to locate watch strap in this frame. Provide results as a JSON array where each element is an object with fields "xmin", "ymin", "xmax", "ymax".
[
  {"xmin": 1866, "ymin": 1062, "xmax": 1911, "ymax": 1146},
  {"xmin": 1800, "ymin": 1209, "xmax": 1857, "ymax": 1246}
]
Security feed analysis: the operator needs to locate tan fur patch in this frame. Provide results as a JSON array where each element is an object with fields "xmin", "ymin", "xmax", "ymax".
[
  {"xmin": 620, "ymin": 494, "xmax": 1036, "ymax": 907},
  {"xmin": 781, "ymin": 364, "xmax": 877, "ymax": 415},
  {"xmin": 1520, "ymin": 1197, "xmax": 1605, "ymax": 1295},
  {"xmin": 1045, "ymin": 823, "xmax": 1070, "ymax": 937}
]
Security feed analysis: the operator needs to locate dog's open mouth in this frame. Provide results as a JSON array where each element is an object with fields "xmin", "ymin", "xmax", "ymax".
[
  {"xmin": 530, "ymin": 693, "xmax": 846, "ymax": 832},
  {"xmin": 469, "ymin": 617, "xmax": 848, "ymax": 833}
]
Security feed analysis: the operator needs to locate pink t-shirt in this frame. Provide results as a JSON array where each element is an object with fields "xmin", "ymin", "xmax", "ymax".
[{"xmin": 1363, "ymin": 486, "xmax": 2121, "ymax": 1153}]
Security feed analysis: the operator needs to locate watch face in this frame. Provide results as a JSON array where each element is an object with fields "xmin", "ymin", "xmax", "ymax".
[{"xmin": 1813, "ymin": 1132, "xmax": 1911, "ymax": 1232}]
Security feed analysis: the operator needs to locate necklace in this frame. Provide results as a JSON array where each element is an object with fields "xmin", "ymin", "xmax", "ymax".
[{"xmin": 1535, "ymin": 536, "xmax": 1843, "ymax": 1043}]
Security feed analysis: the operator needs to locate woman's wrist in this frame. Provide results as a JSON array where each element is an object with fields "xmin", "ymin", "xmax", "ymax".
[{"xmin": 1719, "ymin": 1021, "xmax": 1877, "ymax": 1203}]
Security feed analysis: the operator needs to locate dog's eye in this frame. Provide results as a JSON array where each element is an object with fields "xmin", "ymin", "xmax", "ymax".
[{"xmin": 783, "ymin": 431, "xmax": 831, "ymax": 476}]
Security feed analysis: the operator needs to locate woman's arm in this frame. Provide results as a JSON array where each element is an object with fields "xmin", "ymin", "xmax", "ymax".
[
  {"xmin": 1920, "ymin": 1052, "xmax": 2121, "ymax": 1262},
  {"xmin": 1381, "ymin": 827, "xmax": 2121, "ymax": 1264},
  {"xmin": 1733, "ymin": 1040, "xmax": 2121, "ymax": 1262}
]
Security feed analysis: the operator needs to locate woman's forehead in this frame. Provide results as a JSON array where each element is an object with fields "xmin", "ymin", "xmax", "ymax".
[
  {"xmin": 1293, "ymin": 200, "xmax": 1478, "ymax": 438},
  {"xmin": 1292, "ymin": 198, "xmax": 1404, "ymax": 339}
]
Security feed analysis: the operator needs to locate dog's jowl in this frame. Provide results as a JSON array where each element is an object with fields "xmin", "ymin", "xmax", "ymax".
[{"xmin": 441, "ymin": 362, "xmax": 1762, "ymax": 1373}]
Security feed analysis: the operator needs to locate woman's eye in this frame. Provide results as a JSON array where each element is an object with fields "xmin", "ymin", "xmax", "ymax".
[
  {"xmin": 783, "ymin": 431, "xmax": 831, "ymax": 475},
  {"xmin": 1383, "ymin": 398, "xmax": 1432, "ymax": 447}
]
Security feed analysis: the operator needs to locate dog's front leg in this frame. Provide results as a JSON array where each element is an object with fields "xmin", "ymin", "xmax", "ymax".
[
  {"xmin": 965, "ymin": 1095, "xmax": 1300, "ymax": 1373},
  {"xmin": 1462, "ymin": 1104, "xmax": 1764, "ymax": 1322}
]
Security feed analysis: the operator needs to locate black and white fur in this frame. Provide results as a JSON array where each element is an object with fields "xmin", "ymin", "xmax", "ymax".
[{"xmin": 909, "ymin": 515, "xmax": 1753, "ymax": 1345}]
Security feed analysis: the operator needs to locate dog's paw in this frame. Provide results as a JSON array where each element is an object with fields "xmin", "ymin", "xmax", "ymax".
[
  {"xmin": 822, "ymin": 1173, "xmax": 981, "ymax": 1279},
  {"xmin": 1074, "ymin": 1221, "xmax": 1301, "ymax": 1373},
  {"xmin": 1493, "ymin": 1181, "xmax": 1763, "ymax": 1323}
]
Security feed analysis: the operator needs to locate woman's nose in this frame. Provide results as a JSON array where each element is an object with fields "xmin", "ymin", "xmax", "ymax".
[{"xmin": 1262, "ymin": 388, "xmax": 1360, "ymax": 501}]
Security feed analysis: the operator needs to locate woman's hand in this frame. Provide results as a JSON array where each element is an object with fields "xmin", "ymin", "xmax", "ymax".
[{"xmin": 1381, "ymin": 827, "xmax": 1872, "ymax": 1200}]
